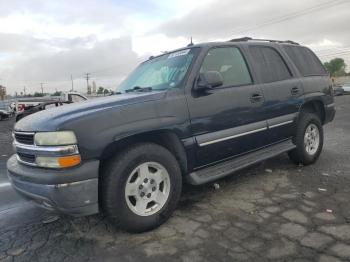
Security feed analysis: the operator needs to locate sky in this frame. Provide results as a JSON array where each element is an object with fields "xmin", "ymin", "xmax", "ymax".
[{"xmin": 0, "ymin": 0, "xmax": 349, "ymax": 95}]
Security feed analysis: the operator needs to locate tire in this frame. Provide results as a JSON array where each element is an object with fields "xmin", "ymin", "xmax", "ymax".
[
  {"xmin": 288, "ymin": 112, "xmax": 323, "ymax": 165},
  {"xmin": 101, "ymin": 143, "xmax": 182, "ymax": 233}
]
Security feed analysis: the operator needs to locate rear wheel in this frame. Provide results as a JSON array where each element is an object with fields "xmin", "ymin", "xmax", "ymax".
[
  {"xmin": 288, "ymin": 112, "xmax": 323, "ymax": 165},
  {"xmin": 101, "ymin": 143, "xmax": 182, "ymax": 232}
]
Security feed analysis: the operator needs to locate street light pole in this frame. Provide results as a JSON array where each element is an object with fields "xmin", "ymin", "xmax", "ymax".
[{"xmin": 71, "ymin": 74, "xmax": 74, "ymax": 92}]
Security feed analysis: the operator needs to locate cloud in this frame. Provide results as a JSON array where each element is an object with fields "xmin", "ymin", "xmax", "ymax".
[
  {"xmin": 155, "ymin": 0, "xmax": 350, "ymax": 47},
  {"xmin": 2, "ymin": 36, "xmax": 142, "ymax": 92},
  {"xmin": 1, "ymin": 0, "xmax": 350, "ymax": 94}
]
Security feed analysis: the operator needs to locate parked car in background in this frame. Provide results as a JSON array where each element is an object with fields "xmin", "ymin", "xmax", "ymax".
[
  {"xmin": 0, "ymin": 109, "xmax": 10, "ymax": 121},
  {"xmin": 8, "ymin": 38, "xmax": 335, "ymax": 232},
  {"xmin": 342, "ymin": 83, "xmax": 350, "ymax": 94},
  {"xmin": 333, "ymin": 85, "xmax": 344, "ymax": 96},
  {"xmin": 0, "ymin": 101, "xmax": 14, "ymax": 121}
]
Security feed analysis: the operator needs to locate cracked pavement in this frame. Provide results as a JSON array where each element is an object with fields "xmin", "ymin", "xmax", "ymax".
[{"xmin": 0, "ymin": 95, "xmax": 350, "ymax": 261}]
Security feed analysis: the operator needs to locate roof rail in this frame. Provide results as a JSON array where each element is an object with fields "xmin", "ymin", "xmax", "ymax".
[
  {"xmin": 229, "ymin": 37, "xmax": 253, "ymax": 42},
  {"xmin": 228, "ymin": 37, "xmax": 299, "ymax": 45}
]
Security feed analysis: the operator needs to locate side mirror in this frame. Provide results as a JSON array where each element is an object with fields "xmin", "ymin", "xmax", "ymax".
[{"xmin": 195, "ymin": 71, "xmax": 223, "ymax": 91}]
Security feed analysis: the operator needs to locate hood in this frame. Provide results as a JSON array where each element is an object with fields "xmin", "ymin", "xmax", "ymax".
[{"xmin": 15, "ymin": 91, "xmax": 166, "ymax": 132}]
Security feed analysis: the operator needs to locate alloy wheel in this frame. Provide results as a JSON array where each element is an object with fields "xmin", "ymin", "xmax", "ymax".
[{"xmin": 124, "ymin": 162, "xmax": 171, "ymax": 216}]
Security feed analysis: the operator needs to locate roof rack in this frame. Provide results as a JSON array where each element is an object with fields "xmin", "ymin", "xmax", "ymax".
[{"xmin": 228, "ymin": 37, "xmax": 299, "ymax": 45}]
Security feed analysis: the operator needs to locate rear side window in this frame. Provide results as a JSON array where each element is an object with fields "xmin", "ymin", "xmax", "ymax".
[
  {"xmin": 200, "ymin": 47, "xmax": 252, "ymax": 87},
  {"xmin": 249, "ymin": 46, "xmax": 292, "ymax": 83},
  {"xmin": 283, "ymin": 46, "xmax": 327, "ymax": 76}
]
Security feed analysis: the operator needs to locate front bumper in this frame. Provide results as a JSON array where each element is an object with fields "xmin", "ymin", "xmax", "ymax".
[{"xmin": 7, "ymin": 155, "xmax": 99, "ymax": 216}]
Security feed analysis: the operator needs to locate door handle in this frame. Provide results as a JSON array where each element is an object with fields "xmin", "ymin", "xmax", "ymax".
[
  {"xmin": 250, "ymin": 93, "xmax": 263, "ymax": 103},
  {"xmin": 291, "ymin": 87, "xmax": 299, "ymax": 95}
]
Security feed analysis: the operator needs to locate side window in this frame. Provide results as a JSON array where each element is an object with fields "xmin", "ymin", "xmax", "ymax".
[
  {"xmin": 200, "ymin": 47, "xmax": 252, "ymax": 87},
  {"xmin": 69, "ymin": 94, "xmax": 86, "ymax": 103},
  {"xmin": 284, "ymin": 46, "xmax": 327, "ymax": 76},
  {"xmin": 249, "ymin": 46, "xmax": 292, "ymax": 83}
]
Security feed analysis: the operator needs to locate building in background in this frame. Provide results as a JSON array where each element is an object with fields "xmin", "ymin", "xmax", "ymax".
[{"xmin": 0, "ymin": 85, "xmax": 6, "ymax": 100}]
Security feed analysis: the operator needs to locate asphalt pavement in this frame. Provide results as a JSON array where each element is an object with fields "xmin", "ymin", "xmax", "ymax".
[{"xmin": 0, "ymin": 95, "xmax": 350, "ymax": 261}]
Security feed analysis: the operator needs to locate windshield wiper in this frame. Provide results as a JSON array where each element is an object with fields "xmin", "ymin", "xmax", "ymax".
[{"xmin": 125, "ymin": 86, "xmax": 153, "ymax": 93}]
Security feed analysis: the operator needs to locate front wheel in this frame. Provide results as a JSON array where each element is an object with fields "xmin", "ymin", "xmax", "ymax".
[
  {"xmin": 288, "ymin": 112, "xmax": 323, "ymax": 165},
  {"xmin": 101, "ymin": 143, "xmax": 182, "ymax": 233}
]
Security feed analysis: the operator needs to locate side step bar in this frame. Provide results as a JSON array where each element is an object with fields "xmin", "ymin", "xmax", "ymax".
[{"xmin": 187, "ymin": 139, "xmax": 296, "ymax": 185}]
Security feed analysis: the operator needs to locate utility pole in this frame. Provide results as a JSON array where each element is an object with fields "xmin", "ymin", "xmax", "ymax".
[
  {"xmin": 40, "ymin": 83, "xmax": 45, "ymax": 95},
  {"xmin": 23, "ymin": 86, "xmax": 26, "ymax": 96},
  {"xmin": 70, "ymin": 74, "xmax": 74, "ymax": 92},
  {"xmin": 85, "ymin": 73, "xmax": 91, "ymax": 94}
]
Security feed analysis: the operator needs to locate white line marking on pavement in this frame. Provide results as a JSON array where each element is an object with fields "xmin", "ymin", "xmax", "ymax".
[{"xmin": 0, "ymin": 182, "xmax": 11, "ymax": 188}]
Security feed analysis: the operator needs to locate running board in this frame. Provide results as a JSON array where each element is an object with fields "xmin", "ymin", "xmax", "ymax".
[{"xmin": 187, "ymin": 139, "xmax": 296, "ymax": 185}]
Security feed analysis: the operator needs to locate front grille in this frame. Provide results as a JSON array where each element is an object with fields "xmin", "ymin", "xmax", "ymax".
[
  {"xmin": 15, "ymin": 132, "xmax": 34, "ymax": 145},
  {"xmin": 17, "ymin": 152, "xmax": 35, "ymax": 163}
]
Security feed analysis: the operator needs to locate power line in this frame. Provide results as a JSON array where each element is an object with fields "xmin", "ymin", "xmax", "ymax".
[
  {"xmin": 318, "ymin": 50, "xmax": 350, "ymax": 58},
  {"xmin": 314, "ymin": 46, "xmax": 350, "ymax": 54},
  {"xmin": 230, "ymin": 0, "xmax": 348, "ymax": 35}
]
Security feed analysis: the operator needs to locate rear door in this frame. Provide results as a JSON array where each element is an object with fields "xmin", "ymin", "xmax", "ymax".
[
  {"xmin": 186, "ymin": 46, "xmax": 268, "ymax": 167},
  {"xmin": 246, "ymin": 45, "xmax": 303, "ymax": 143}
]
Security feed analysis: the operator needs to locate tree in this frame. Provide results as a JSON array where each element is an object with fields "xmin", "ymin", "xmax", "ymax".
[
  {"xmin": 33, "ymin": 92, "xmax": 44, "ymax": 97},
  {"xmin": 97, "ymin": 86, "xmax": 104, "ymax": 94},
  {"xmin": 324, "ymin": 58, "xmax": 347, "ymax": 77},
  {"xmin": 103, "ymin": 89, "xmax": 109, "ymax": 96},
  {"xmin": 52, "ymin": 91, "xmax": 62, "ymax": 96}
]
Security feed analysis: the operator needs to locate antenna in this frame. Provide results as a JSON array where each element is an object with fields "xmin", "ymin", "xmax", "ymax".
[{"xmin": 187, "ymin": 37, "xmax": 194, "ymax": 47}]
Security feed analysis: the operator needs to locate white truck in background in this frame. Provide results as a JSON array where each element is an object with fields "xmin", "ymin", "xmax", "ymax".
[
  {"xmin": 15, "ymin": 92, "xmax": 88, "ymax": 122},
  {"xmin": 15, "ymin": 92, "xmax": 87, "ymax": 112}
]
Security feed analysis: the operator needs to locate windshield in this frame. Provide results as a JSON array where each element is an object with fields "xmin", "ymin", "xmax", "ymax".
[{"xmin": 117, "ymin": 48, "xmax": 198, "ymax": 93}]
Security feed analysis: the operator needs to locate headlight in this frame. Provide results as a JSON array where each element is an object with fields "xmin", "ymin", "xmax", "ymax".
[
  {"xmin": 36, "ymin": 155, "xmax": 81, "ymax": 168},
  {"xmin": 34, "ymin": 131, "xmax": 77, "ymax": 146}
]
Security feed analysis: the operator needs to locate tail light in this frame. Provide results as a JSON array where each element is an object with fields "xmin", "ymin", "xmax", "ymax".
[{"xmin": 17, "ymin": 104, "xmax": 25, "ymax": 112}]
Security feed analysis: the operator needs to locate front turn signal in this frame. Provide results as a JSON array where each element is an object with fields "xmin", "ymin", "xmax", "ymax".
[
  {"xmin": 36, "ymin": 155, "xmax": 81, "ymax": 168},
  {"xmin": 57, "ymin": 155, "xmax": 81, "ymax": 168}
]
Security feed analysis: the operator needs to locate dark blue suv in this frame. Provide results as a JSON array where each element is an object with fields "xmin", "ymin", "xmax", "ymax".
[{"xmin": 8, "ymin": 38, "xmax": 335, "ymax": 232}]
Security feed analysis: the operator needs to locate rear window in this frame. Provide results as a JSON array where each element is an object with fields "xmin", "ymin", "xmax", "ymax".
[
  {"xmin": 283, "ymin": 46, "xmax": 327, "ymax": 76},
  {"xmin": 249, "ymin": 46, "xmax": 292, "ymax": 84}
]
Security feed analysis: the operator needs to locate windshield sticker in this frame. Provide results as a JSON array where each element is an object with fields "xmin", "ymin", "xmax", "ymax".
[{"xmin": 168, "ymin": 49, "xmax": 190, "ymax": 59}]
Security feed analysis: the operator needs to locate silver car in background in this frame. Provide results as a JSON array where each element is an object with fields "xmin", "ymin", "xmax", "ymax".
[{"xmin": 342, "ymin": 83, "xmax": 350, "ymax": 94}]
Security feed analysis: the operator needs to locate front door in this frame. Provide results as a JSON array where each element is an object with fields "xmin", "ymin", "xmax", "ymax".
[{"xmin": 186, "ymin": 46, "xmax": 268, "ymax": 167}]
